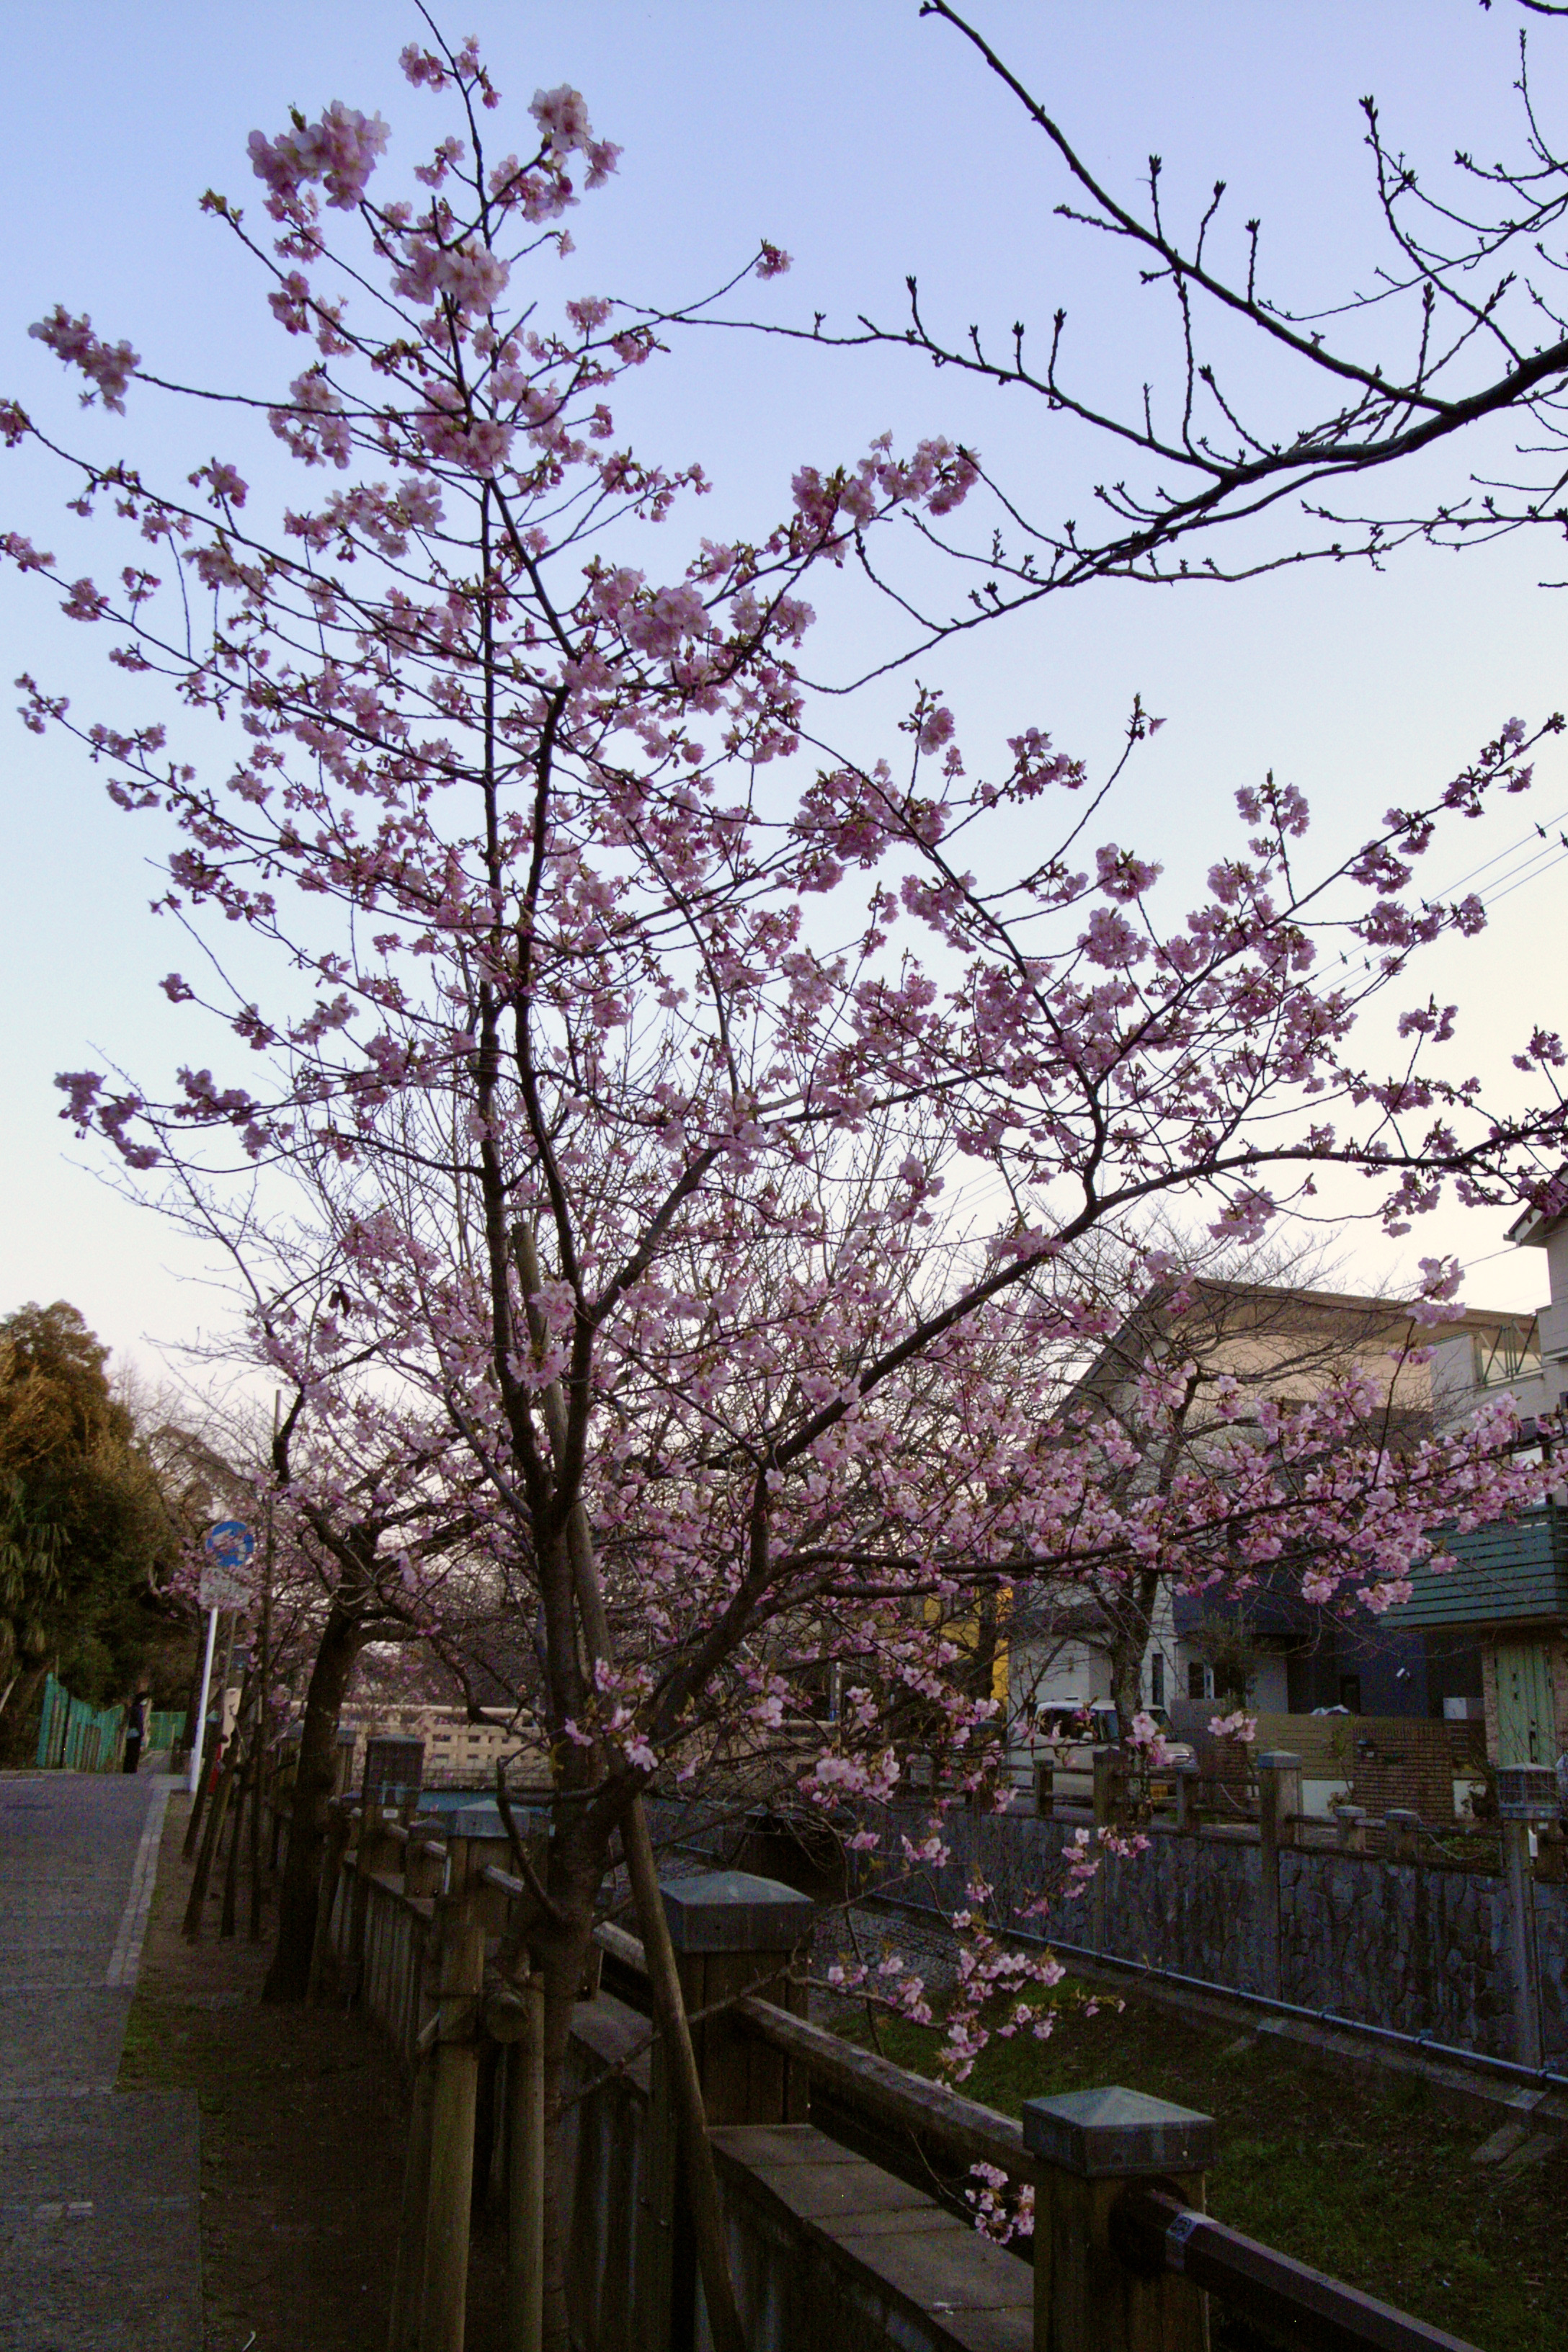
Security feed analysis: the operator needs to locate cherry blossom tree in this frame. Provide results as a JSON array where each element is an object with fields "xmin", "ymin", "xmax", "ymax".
[
  {"xmin": 6, "ymin": 29, "xmax": 1567, "ymax": 2343},
  {"xmin": 146, "ymin": 1275, "xmax": 494, "ymax": 1993},
  {"xmin": 259, "ymin": 1399, "xmax": 484, "ymax": 1999}
]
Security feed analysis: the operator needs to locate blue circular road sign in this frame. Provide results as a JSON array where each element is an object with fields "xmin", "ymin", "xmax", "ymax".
[{"xmin": 204, "ymin": 1520, "xmax": 256, "ymax": 1572}]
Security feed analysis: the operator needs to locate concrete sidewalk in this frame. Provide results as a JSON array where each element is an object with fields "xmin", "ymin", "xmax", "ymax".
[{"xmin": 0, "ymin": 1771, "xmax": 201, "ymax": 2351}]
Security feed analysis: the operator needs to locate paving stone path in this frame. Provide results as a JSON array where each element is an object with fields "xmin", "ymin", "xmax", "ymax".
[{"xmin": 0, "ymin": 1770, "xmax": 201, "ymax": 2351}]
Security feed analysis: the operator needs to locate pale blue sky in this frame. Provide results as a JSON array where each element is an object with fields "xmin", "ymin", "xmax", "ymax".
[{"xmin": 4, "ymin": 1, "xmax": 1568, "ymax": 1378}]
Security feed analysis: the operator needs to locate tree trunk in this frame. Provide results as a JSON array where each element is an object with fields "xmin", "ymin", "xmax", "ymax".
[
  {"xmin": 0, "ymin": 1659, "xmax": 50, "ymax": 1768},
  {"xmin": 1109, "ymin": 1642, "xmax": 1143, "ymax": 1731},
  {"xmin": 1108, "ymin": 1569, "xmax": 1162, "ymax": 1732},
  {"xmin": 262, "ymin": 1599, "xmax": 366, "ymax": 2003},
  {"xmin": 177, "ymin": 1626, "xmax": 208, "ymax": 1770}
]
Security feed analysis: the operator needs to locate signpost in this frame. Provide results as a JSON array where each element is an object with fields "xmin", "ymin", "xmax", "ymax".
[{"xmin": 189, "ymin": 1521, "xmax": 254, "ymax": 1796}]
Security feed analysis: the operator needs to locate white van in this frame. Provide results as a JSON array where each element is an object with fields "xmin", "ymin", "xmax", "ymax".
[{"xmin": 1015, "ymin": 1700, "xmax": 1195, "ymax": 1807}]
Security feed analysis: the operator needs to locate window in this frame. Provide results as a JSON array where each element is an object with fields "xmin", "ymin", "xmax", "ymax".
[
  {"xmin": 1187, "ymin": 1660, "xmax": 1211, "ymax": 1702},
  {"xmin": 1150, "ymin": 1653, "xmax": 1166, "ymax": 1709},
  {"xmin": 1338, "ymin": 1675, "xmax": 1362, "ymax": 1714},
  {"xmin": 1472, "ymin": 1321, "xmax": 1541, "ymax": 1389}
]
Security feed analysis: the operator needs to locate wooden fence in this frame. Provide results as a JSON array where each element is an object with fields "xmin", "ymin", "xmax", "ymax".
[
  {"xmin": 33, "ymin": 1672, "xmax": 125, "ymax": 1772},
  {"xmin": 306, "ymin": 1788, "xmax": 1483, "ymax": 2352}
]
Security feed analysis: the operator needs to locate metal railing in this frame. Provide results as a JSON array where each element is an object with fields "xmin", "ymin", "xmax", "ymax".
[{"xmin": 858, "ymin": 1883, "xmax": 1568, "ymax": 2098}]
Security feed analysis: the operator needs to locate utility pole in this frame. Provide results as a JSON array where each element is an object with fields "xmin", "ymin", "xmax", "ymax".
[
  {"xmin": 187, "ymin": 1605, "xmax": 220, "ymax": 1798},
  {"xmin": 249, "ymin": 1396, "xmax": 279, "ymax": 1941}
]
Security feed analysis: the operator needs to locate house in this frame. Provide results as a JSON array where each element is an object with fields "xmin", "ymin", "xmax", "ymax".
[
  {"xmin": 1004, "ymin": 1274, "xmax": 1536, "ymax": 1777},
  {"xmin": 1385, "ymin": 1195, "xmax": 1568, "ymax": 1776}
]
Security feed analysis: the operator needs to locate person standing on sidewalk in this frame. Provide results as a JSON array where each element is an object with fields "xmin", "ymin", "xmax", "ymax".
[{"xmin": 122, "ymin": 1689, "xmax": 148, "ymax": 1774}]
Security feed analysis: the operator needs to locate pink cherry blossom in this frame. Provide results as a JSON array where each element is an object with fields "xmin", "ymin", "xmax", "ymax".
[
  {"xmin": 249, "ymin": 101, "xmax": 389, "ymax": 215},
  {"xmin": 28, "ymin": 306, "xmax": 138, "ymax": 411}
]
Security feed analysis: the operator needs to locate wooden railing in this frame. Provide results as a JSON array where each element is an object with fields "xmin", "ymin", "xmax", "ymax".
[{"xmin": 307, "ymin": 1793, "xmax": 1482, "ymax": 2352}]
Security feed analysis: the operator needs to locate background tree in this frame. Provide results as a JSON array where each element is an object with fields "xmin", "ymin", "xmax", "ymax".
[
  {"xmin": 1002, "ymin": 1237, "xmax": 1472, "ymax": 1732},
  {"xmin": 0, "ymin": 1300, "xmax": 194, "ymax": 1759}
]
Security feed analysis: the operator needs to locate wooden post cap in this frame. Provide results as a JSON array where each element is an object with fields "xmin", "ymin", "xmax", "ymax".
[
  {"xmin": 659, "ymin": 1870, "xmax": 815, "ymax": 1953},
  {"xmin": 1023, "ymin": 2085, "xmax": 1218, "ymax": 2179}
]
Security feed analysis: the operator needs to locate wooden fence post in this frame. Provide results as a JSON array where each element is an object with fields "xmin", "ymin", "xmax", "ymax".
[
  {"xmin": 1172, "ymin": 1761, "xmax": 1198, "ymax": 1835},
  {"xmin": 405, "ymin": 1829, "xmax": 447, "ymax": 1902},
  {"xmin": 1023, "ymin": 2085, "xmax": 1215, "ymax": 2352},
  {"xmin": 1090, "ymin": 1750, "xmax": 1123, "ymax": 1953},
  {"xmin": 505, "ymin": 1974, "xmax": 545, "ymax": 2352},
  {"xmin": 419, "ymin": 1897, "xmax": 485, "ymax": 2352},
  {"xmin": 349, "ymin": 1800, "xmax": 398, "ymax": 1998},
  {"xmin": 388, "ymin": 1895, "xmax": 445, "ymax": 2352},
  {"xmin": 365, "ymin": 1733, "xmax": 427, "ymax": 1814},
  {"xmin": 333, "ymin": 1724, "xmax": 359, "ymax": 1795},
  {"xmin": 1091, "ymin": 1747, "xmax": 1124, "ymax": 1830},
  {"xmin": 389, "ymin": 2048, "xmax": 439, "ymax": 2352},
  {"xmin": 646, "ymin": 1868, "xmax": 816, "ymax": 2351},
  {"xmin": 1335, "ymin": 1806, "xmax": 1369, "ymax": 1856},
  {"xmin": 661, "ymin": 1869, "xmax": 815, "ymax": 2124},
  {"xmin": 1384, "ymin": 1808, "xmax": 1421, "ymax": 1863},
  {"xmin": 1255, "ymin": 1751, "xmax": 1299, "ymax": 2003}
]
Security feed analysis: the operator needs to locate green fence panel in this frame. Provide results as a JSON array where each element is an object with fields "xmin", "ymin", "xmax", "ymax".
[
  {"xmin": 35, "ymin": 1675, "xmax": 126, "ymax": 1771},
  {"xmin": 34, "ymin": 1673, "xmax": 66, "ymax": 1768}
]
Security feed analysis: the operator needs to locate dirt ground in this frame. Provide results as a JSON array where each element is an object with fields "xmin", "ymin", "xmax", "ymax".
[{"xmin": 119, "ymin": 1792, "xmax": 508, "ymax": 2352}]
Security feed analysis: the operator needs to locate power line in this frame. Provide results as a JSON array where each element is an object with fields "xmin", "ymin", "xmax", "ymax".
[
  {"xmin": 1484, "ymin": 842, "xmax": 1568, "ymax": 909},
  {"xmin": 1428, "ymin": 804, "xmax": 1568, "ymax": 901},
  {"xmin": 1456, "ymin": 835, "xmax": 1567, "ymax": 904}
]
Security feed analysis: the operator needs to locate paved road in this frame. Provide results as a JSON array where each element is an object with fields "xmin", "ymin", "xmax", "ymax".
[{"xmin": 0, "ymin": 1771, "xmax": 201, "ymax": 2351}]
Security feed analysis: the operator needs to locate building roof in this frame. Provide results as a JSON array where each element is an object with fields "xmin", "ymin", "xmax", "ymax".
[
  {"xmin": 1166, "ymin": 1278, "xmax": 1529, "ymax": 1342},
  {"xmin": 1505, "ymin": 1167, "xmax": 1568, "ymax": 1249},
  {"xmin": 1076, "ymin": 1277, "xmax": 1532, "ymax": 1407}
]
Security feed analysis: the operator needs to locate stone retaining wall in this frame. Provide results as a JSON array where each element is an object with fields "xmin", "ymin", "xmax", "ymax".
[{"xmin": 918, "ymin": 1810, "xmax": 1567, "ymax": 2062}]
